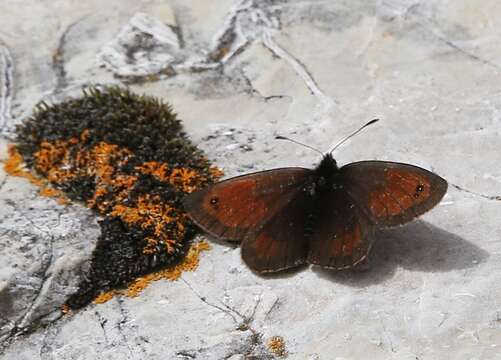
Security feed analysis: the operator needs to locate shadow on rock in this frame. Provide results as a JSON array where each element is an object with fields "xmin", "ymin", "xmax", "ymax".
[{"xmin": 313, "ymin": 220, "xmax": 489, "ymax": 287}]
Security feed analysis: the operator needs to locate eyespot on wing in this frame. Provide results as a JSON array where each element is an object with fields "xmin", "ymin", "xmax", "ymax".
[
  {"xmin": 341, "ymin": 161, "xmax": 447, "ymax": 227},
  {"xmin": 183, "ymin": 167, "xmax": 312, "ymax": 240}
]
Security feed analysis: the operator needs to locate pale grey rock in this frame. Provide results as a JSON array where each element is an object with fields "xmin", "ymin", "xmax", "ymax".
[
  {"xmin": 1, "ymin": 0, "xmax": 501, "ymax": 359},
  {"xmin": 98, "ymin": 12, "xmax": 182, "ymax": 77},
  {"xmin": 0, "ymin": 45, "xmax": 14, "ymax": 136},
  {"xmin": 0, "ymin": 140, "xmax": 100, "ymax": 347}
]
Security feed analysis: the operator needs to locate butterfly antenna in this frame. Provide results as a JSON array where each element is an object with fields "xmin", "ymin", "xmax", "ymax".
[
  {"xmin": 329, "ymin": 118, "xmax": 379, "ymax": 154},
  {"xmin": 275, "ymin": 135, "xmax": 323, "ymax": 156}
]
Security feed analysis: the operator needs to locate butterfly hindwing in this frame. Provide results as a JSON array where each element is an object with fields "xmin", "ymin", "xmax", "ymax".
[
  {"xmin": 341, "ymin": 161, "xmax": 447, "ymax": 227},
  {"xmin": 183, "ymin": 168, "xmax": 312, "ymax": 241},
  {"xmin": 307, "ymin": 189, "xmax": 374, "ymax": 269},
  {"xmin": 241, "ymin": 189, "xmax": 311, "ymax": 273}
]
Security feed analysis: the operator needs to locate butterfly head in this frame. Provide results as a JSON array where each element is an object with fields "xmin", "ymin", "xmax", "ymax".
[
  {"xmin": 318, "ymin": 152, "xmax": 338, "ymax": 171},
  {"xmin": 312, "ymin": 153, "xmax": 340, "ymax": 192}
]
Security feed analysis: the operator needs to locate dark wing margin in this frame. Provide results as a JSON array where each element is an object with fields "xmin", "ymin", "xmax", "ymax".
[
  {"xmin": 307, "ymin": 190, "xmax": 374, "ymax": 270},
  {"xmin": 241, "ymin": 190, "xmax": 311, "ymax": 273},
  {"xmin": 340, "ymin": 161, "xmax": 448, "ymax": 227},
  {"xmin": 183, "ymin": 167, "xmax": 312, "ymax": 241}
]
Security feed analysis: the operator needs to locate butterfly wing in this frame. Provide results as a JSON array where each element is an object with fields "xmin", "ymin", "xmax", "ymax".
[
  {"xmin": 340, "ymin": 161, "xmax": 447, "ymax": 227},
  {"xmin": 307, "ymin": 190, "xmax": 374, "ymax": 269},
  {"xmin": 183, "ymin": 168, "xmax": 312, "ymax": 241},
  {"xmin": 241, "ymin": 189, "xmax": 311, "ymax": 273}
]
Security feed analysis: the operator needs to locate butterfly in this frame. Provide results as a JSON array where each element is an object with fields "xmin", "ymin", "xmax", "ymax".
[{"xmin": 183, "ymin": 120, "xmax": 448, "ymax": 273}]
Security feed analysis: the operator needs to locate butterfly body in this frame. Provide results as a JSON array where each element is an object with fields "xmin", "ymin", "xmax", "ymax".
[{"xmin": 183, "ymin": 153, "xmax": 447, "ymax": 273}]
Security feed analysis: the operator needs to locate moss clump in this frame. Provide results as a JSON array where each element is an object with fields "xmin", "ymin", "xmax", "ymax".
[
  {"xmin": 93, "ymin": 240, "xmax": 211, "ymax": 305},
  {"xmin": 12, "ymin": 86, "xmax": 222, "ymax": 309}
]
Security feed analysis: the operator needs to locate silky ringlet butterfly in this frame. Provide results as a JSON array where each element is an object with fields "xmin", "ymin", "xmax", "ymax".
[{"xmin": 183, "ymin": 120, "xmax": 448, "ymax": 273}]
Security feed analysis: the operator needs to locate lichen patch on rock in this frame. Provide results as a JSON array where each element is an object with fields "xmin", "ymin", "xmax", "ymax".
[{"xmin": 8, "ymin": 86, "xmax": 222, "ymax": 309}]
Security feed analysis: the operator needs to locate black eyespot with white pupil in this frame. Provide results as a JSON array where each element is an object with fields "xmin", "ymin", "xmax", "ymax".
[
  {"xmin": 210, "ymin": 197, "xmax": 219, "ymax": 207},
  {"xmin": 414, "ymin": 184, "xmax": 424, "ymax": 198}
]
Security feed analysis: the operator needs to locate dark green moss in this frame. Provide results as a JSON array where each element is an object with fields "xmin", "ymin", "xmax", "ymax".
[{"xmin": 16, "ymin": 86, "xmax": 206, "ymax": 170}]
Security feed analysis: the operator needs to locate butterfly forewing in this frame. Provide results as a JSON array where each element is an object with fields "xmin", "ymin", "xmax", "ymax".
[
  {"xmin": 341, "ymin": 161, "xmax": 447, "ymax": 227},
  {"xmin": 307, "ymin": 190, "xmax": 374, "ymax": 269},
  {"xmin": 241, "ymin": 189, "xmax": 311, "ymax": 273},
  {"xmin": 183, "ymin": 168, "xmax": 312, "ymax": 241}
]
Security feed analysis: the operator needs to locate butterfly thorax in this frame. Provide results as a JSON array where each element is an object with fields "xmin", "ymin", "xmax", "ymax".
[{"xmin": 308, "ymin": 153, "xmax": 342, "ymax": 196}]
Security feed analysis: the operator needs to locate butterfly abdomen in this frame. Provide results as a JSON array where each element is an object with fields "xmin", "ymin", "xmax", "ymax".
[{"xmin": 303, "ymin": 211, "xmax": 317, "ymax": 239}]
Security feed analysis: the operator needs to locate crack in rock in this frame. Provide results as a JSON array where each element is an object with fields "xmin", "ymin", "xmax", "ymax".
[
  {"xmin": 207, "ymin": 0, "xmax": 337, "ymax": 113},
  {"xmin": 0, "ymin": 42, "xmax": 14, "ymax": 137},
  {"xmin": 94, "ymin": 310, "xmax": 110, "ymax": 344},
  {"xmin": 381, "ymin": 1, "xmax": 501, "ymax": 72},
  {"xmin": 52, "ymin": 16, "xmax": 88, "ymax": 94},
  {"xmin": 417, "ymin": 21, "xmax": 501, "ymax": 72},
  {"xmin": 96, "ymin": 0, "xmax": 337, "ymax": 119},
  {"xmin": 451, "ymin": 183, "xmax": 501, "ymax": 202},
  {"xmin": 2, "ymin": 201, "xmax": 56, "ymax": 337},
  {"xmin": 0, "ymin": 197, "xmax": 100, "ymax": 350},
  {"xmin": 261, "ymin": 31, "xmax": 335, "ymax": 111},
  {"xmin": 114, "ymin": 297, "xmax": 149, "ymax": 359},
  {"xmin": 180, "ymin": 278, "xmax": 276, "ymax": 359},
  {"xmin": 205, "ymin": 0, "xmax": 277, "ymax": 65},
  {"xmin": 115, "ymin": 298, "xmax": 137, "ymax": 359},
  {"xmin": 16, "ymin": 236, "xmax": 55, "ymax": 329},
  {"xmin": 238, "ymin": 68, "xmax": 290, "ymax": 102},
  {"xmin": 38, "ymin": 324, "xmax": 62, "ymax": 360}
]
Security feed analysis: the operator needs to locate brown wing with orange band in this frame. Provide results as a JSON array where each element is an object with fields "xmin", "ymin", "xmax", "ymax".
[
  {"xmin": 340, "ymin": 161, "xmax": 448, "ymax": 227},
  {"xmin": 183, "ymin": 167, "xmax": 312, "ymax": 241},
  {"xmin": 307, "ymin": 190, "xmax": 374, "ymax": 269}
]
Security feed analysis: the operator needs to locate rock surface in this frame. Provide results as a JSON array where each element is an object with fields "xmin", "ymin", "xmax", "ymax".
[{"xmin": 1, "ymin": 0, "xmax": 501, "ymax": 359}]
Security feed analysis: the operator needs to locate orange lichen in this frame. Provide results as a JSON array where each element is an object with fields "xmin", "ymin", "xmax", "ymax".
[
  {"xmin": 5, "ymin": 144, "xmax": 43, "ymax": 184},
  {"xmin": 135, "ymin": 161, "xmax": 170, "ymax": 181},
  {"xmin": 13, "ymin": 86, "xmax": 220, "ymax": 309},
  {"xmin": 4, "ymin": 145, "xmax": 69, "ymax": 203},
  {"xmin": 34, "ymin": 140, "xmax": 70, "ymax": 176},
  {"xmin": 8, "ymin": 133, "xmax": 219, "ymax": 305},
  {"xmin": 267, "ymin": 336, "xmax": 288, "ymax": 358},
  {"xmin": 169, "ymin": 167, "xmax": 206, "ymax": 193},
  {"xmin": 125, "ymin": 241, "xmax": 210, "ymax": 298},
  {"xmin": 93, "ymin": 290, "xmax": 119, "ymax": 304},
  {"xmin": 39, "ymin": 186, "xmax": 63, "ymax": 198},
  {"xmin": 111, "ymin": 194, "xmax": 187, "ymax": 254},
  {"xmin": 92, "ymin": 241, "xmax": 211, "ymax": 304},
  {"xmin": 136, "ymin": 161, "xmax": 212, "ymax": 193},
  {"xmin": 31, "ymin": 137, "xmax": 137, "ymax": 212},
  {"xmin": 209, "ymin": 166, "xmax": 224, "ymax": 180},
  {"xmin": 61, "ymin": 303, "xmax": 71, "ymax": 315},
  {"xmin": 9, "ymin": 135, "xmax": 212, "ymax": 260}
]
